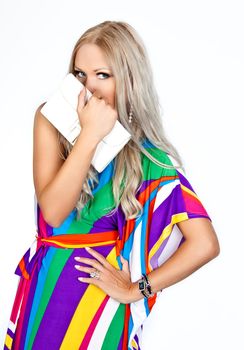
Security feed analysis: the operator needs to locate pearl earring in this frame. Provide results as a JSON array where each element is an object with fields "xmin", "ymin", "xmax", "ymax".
[{"xmin": 128, "ymin": 104, "xmax": 133, "ymax": 123}]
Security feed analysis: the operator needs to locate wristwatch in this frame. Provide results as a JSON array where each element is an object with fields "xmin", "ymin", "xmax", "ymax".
[{"xmin": 138, "ymin": 273, "xmax": 154, "ymax": 299}]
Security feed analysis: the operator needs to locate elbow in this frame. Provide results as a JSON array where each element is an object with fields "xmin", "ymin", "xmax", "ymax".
[
  {"xmin": 46, "ymin": 219, "xmax": 62, "ymax": 228},
  {"xmin": 43, "ymin": 214, "xmax": 61, "ymax": 228},
  {"xmin": 203, "ymin": 238, "xmax": 221, "ymax": 262},
  {"xmin": 40, "ymin": 207, "xmax": 63, "ymax": 228},
  {"xmin": 209, "ymin": 242, "xmax": 220, "ymax": 260},
  {"xmin": 37, "ymin": 194, "xmax": 64, "ymax": 228}
]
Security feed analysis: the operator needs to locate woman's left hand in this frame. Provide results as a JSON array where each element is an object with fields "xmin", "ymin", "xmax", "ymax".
[{"xmin": 74, "ymin": 247, "xmax": 135, "ymax": 304}]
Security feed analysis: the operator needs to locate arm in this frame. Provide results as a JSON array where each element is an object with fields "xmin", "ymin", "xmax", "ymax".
[
  {"xmin": 33, "ymin": 103, "xmax": 100, "ymax": 227},
  {"xmin": 130, "ymin": 218, "xmax": 220, "ymax": 302},
  {"xmin": 33, "ymin": 90, "xmax": 117, "ymax": 228}
]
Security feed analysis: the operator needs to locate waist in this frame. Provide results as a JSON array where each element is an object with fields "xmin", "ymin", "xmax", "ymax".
[{"xmin": 36, "ymin": 230, "xmax": 120, "ymax": 249}]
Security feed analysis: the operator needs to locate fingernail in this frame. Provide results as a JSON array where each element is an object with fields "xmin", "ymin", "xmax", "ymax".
[
  {"xmin": 74, "ymin": 257, "xmax": 81, "ymax": 261},
  {"xmin": 78, "ymin": 277, "xmax": 84, "ymax": 281},
  {"xmin": 85, "ymin": 247, "xmax": 91, "ymax": 250},
  {"xmin": 74, "ymin": 265, "xmax": 80, "ymax": 269}
]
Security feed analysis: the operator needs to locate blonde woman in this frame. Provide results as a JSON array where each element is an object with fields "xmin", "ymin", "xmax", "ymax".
[{"xmin": 4, "ymin": 21, "xmax": 220, "ymax": 350}]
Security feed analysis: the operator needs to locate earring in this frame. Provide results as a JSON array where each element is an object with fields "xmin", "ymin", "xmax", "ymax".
[{"xmin": 128, "ymin": 104, "xmax": 133, "ymax": 123}]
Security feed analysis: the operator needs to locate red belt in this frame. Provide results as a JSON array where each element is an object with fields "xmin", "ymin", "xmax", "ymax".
[
  {"xmin": 16, "ymin": 230, "xmax": 122, "ymax": 281},
  {"xmin": 36, "ymin": 230, "xmax": 120, "ymax": 249}
]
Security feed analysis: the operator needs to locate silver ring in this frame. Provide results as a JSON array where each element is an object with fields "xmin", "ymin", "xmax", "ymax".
[{"xmin": 89, "ymin": 269, "xmax": 100, "ymax": 279}]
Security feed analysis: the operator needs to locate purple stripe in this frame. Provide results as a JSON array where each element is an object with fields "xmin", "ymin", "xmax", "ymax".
[
  {"xmin": 14, "ymin": 246, "xmax": 32, "ymax": 278},
  {"xmin": 188, "ymin": 213, "xmax": 211, "ymax": 220},
  {"xmin": 45, "ymin": 221, "xmax": 53, "ymax": 236},
  {"xmin": 134, "ymin": 333, "xmax": 141, "ymax": 350},
  {"xmin": 179, "ymin": 235, "xmax": 186, "ymax": 247},
  {"xmin": 150, "ymin": 235, "xmax": 171, "ymax": 269},
  {"xmin": 90, "ymin": 212, "xmax": 118, "ymax": 233},
  {"xmin": 116, "ymin": 205, "xmax": 126, "ymax": 241},
  {"xmin": 32, "ymin": 244, "xmax": 115, "ymax": 349},
  {"xmin": 37, "ymin": 203, "xmax": 53, "ymax": 237},
  {"xmin": 136, "ymin": 179, "xmax": 154, "ymax": 195},
  {"xmin": 117, "ymin": 329, "xmax": 124, "ymax": 350},
  {"xmin": 177, "ymin": 170, "xmax": 195, "ymax": 192},
  {"xmin": 6, "ymin": 327, "xmax": 14, "ymax": 339},
  {"xmin": 148, "ymin": 184, "xmax": 186, "ymax": 252},
  {"xmin": 148, "ymin": 184, "xmax": 188, "ymax": 270}
]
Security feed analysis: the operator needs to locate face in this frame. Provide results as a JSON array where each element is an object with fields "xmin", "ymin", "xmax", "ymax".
[{"xmin": 74, "ymin": 43, "xmax": 116, "ymax": 108}]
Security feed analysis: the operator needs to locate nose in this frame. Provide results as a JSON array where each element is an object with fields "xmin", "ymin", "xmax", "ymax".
[{"xmin": 83, "ymin": 76, "xmax": 98, "ymax": 95}]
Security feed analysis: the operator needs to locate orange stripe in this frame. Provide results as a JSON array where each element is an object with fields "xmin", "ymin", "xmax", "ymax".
[
  {"xmin": 18, "ymin": 258, "xmax": 30, "ymax": 280},
  {"xmin": 120, "ymin": 176, "xmax": 178, "ymax": 252}
]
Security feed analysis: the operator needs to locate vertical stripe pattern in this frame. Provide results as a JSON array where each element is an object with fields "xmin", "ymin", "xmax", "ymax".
[{"xmin": 4, "ymin": 139, "xmax": 211, "ymax": 349}]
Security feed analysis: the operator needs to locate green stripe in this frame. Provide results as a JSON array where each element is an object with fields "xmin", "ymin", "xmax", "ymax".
[
  {"xmin": 101, "ymin": 303, "xmax": 126, "ymax": 350},
  {"xmin": 142, "ymin": 147, "xmax": 176, "ymax": 180},
  {"xmin": 69, "ymin": 180, "xmax": 116, "ymax": 232},
  {"xmin": 27, "ymin": 248, "xmax": 72, "ymax": 349},
  {"xmin": 82, "ymin": 180, "xmax": 116, "ymax": 219}
]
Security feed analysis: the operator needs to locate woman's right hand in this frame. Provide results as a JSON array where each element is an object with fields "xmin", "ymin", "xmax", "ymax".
[{"xmin": 76, "ymin": 87, "xmax": 118, "ymax": 142}]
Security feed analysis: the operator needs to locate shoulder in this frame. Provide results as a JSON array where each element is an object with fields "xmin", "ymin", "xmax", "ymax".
[
  {"xmin": 34, "ymin": 102, "xmax": 52, "ymax": 127},
  {"xmin": 33, "ymin": 102, "xmax": 61, "ymax": 139},
  {"xmin": 141, "ymin": 139, "xmax": 179, "ymax": 180},
  {"xmin": 33, "ymin": 102, "xmax": 66, "ymax": 154}
]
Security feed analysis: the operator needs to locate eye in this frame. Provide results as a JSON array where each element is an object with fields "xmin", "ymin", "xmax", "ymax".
[
  {"xmin": 74, "ymin": 70, "xmax": 86, "ymax": 79},
  {"xmin": 97, "ymin": 72, "xmax": 110, "ymax": 79}
]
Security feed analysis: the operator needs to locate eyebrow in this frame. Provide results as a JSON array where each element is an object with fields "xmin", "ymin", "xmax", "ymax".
[{"xmin": 74, "ymin": 66, "xmax": 111, "ymax": 72}]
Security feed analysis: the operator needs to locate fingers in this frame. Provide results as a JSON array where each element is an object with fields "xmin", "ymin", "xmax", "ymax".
[
  {"xmin": 74, "ymin": 264, "xmax": 97, "ymax": 274},
  {"xmin": 92, "ymin": 93, "xmax": 109, "ymax": 105},
  {"xmin": 120, "ymin": 254, "xmax": 130, "ymax": 273},
  {"xmin": 74, "ymin": 249, "xmax": 133, "ymax": 302},
  {"xmin": 84, "ymin": 247, "xmax": 114, "ymax": 270},
  {"xmin": 77, "ymin": 87, "xmax": 87, "ymax": 110},
  {"xmin": 74, "ymin": 256, "xmax": 105, "ymax": 271},
  {"xmin": 74, "ymin": 247, "xmax": 117, "ymax": 274},
  {"xmin": 77, "ymin": 275, "xmax": 102, "ymax": 286}
]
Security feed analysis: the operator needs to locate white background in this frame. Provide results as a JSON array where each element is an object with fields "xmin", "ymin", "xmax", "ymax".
[{"xmin": 0, "ymin": 0, "xmax": 243, "ymax": 349}]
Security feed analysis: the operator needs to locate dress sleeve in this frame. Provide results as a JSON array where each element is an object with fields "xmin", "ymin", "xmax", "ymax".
[
  {"xmin": 123, "ymin": 149, "xmax": 212, "ymax": 349},
  {"xmin": 147, "ymin": 153, "xmax": 211, "ymax": 273}
]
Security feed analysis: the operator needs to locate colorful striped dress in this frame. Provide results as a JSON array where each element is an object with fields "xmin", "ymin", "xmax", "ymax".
[{"xmin": 4, "ymin": 139, "xmax": 211, "ymax": 350}]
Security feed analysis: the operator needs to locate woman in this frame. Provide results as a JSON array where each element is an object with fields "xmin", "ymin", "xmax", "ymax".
[{"xmin": 4, "ymin": 21, "xmax": 220, "ymax": 350}]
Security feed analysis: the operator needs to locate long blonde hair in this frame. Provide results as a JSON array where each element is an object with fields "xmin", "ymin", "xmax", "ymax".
[{"xmin": 57, "ymin": 21, "xmax": 183, "ymax": 220}]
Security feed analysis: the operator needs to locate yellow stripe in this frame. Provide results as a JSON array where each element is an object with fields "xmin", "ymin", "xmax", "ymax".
[
  {"xmin": 131, "ymin": 338, "xmax": 139, "ymax": 349},
  {"xmin": 148, "ymin": 213, "xmax": 188, "ymax": 271},
  {"xmin": 41, "ymin": 239, "xmax": 116, "ymax": 249},
  {"xmin": 181, "ymin": 184, "xmax": 198, "ymax": 199},
  {"xmin": 59, "ymin": 246, "xmax": 119, "ymax": 349},
  {"xmin": 4, "ymin": 334, "xmax": 13, "ymax": 349}
]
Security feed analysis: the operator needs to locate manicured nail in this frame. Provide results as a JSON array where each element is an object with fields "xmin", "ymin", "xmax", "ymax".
[
  {"xmin": 85, "ymin": 247, "xmax": 91, "ymax": 250},
  {"xmin": 78, "ymin": 277, "xmax": 84, "ymax": 281},
  {"xmin": 74, "ymin": 257, "xmax": 81, "ymax": 261},
  {"xmin": 74, "ymin": 265, "xmax": 80, "ymax": 270}
]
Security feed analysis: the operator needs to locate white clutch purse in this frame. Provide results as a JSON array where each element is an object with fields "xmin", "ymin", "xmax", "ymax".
[{"xmin": 40, "ymin": 73, "xmax": 131, "ymax": 172}]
